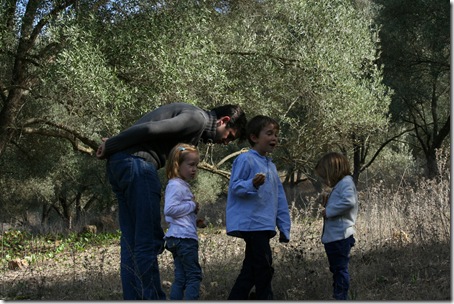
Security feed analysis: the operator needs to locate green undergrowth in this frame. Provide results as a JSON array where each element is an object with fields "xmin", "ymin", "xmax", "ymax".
[{"xmin": 0, "ymin": 229, "xmax": 121, "ymax": 266}]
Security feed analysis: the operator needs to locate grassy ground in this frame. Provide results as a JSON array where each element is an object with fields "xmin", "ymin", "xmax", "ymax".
[{"xmin": 1, "ymin": 175, "xmax": 450, "ymax": 300}]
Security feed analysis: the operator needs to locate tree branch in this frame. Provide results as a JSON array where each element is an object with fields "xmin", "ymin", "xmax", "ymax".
[
  {"xmin": 198, "ymin": 161, "xmax": 232, "ymax": 180},
  {"xmin": 28, "ymin": 1, "xmax": 76, "ymax": 51},
  {"xmin": 22, "ymin": 118, "xmax": 99, "ymax": 149},
  {"xmin": 216, "ymin": 148, "xmax": 248, "ymax": 167},
  {"xmin": 360, "ymin": 127, "xmax": 416, "ymax": 172},
  {"xmin": 19, "ymin": 118, "xmax": 99, "ymax": 155},
  {"xmin": 217, "ymin": 50, "xmax": 301, "ymax": 68},
  {"xmin": 21, "ymin": 127, "xmax": 94, "ymax": 155}
]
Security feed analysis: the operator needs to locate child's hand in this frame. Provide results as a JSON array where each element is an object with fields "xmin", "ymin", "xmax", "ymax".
[
  {"xmin": 279, "ymin": 232, "xmax": 289, "ymax": 243},
  {"xmin": 196, "ymin": 218, "xmax": 207, "ymax": 228},
  {"xmin": 319, "ymin": 192, "xmax": 329, "ymax": 207},
  {"xmin": 253, "ymin": 173, "xmax": 266, "ymax": 189}
]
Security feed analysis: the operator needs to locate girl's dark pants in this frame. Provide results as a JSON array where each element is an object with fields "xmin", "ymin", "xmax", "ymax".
[
  {"xmin": 228, "ymin": 231, "xmax": 274, "ymax": 300},
  {"xmin": 324, "ymin": 235, "xmax": 355, "ymax": 300}
]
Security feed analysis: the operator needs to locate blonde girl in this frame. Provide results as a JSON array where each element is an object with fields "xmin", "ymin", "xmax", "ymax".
[{"xmin": 164, "ymin": 143, "xmax": 202, "ymax": 300}]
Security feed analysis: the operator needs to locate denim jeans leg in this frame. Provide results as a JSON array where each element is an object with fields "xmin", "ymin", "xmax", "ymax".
[
  {"xmin": 107, "ymin": 153, "xmax": 166, "ymax": 300},
  {"xmin": 179, "ymin": 239, "xmax": 202, "ymax": 300},
  {"xmin": 119, "ymin": 212, "xmax": 137, "ymax": 300},
  {"xmin": 167, "ymin": 238, "xmax": 185, "ymax": 300},
  {"xmin": 166, "ymin": 237, "xmax": 202, "ymax": 300},
  {"xmin": 170, "ymin": 256, "xmax": 186, "ymax": 300},
  {"xmin": 107, "ymin": 154, "xmax": 136, "ymax": 299},
  {"xmin": 324, "ymin": 235, "xmax": 355, "ymax": 300}
]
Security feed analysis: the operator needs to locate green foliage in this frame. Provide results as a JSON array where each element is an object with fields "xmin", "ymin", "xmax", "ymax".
[
  {"xmin": 282, "ymin": 0, "xmax": 390, "ymax": 151},
  {"xmin": 192, "ymin": 170, "xmax": 226, "ymax": 204},
  {"xmin": 0, "ymin": 135, "xmax": 113, "ymax": 225},
  {"xmin": 359, "ymin": 138, "xmax": 421, "ymax": 188},
  {"xmin": 205, "ymin": 0, "xmax": 392, "ymax": 176},
  {"xmin": 39, "ymin": 21, "xmax": 134, "ymax": 137},
  {"xmin": 98, "ymin": 1, "xmax": 233, "ymax": 114},
  {"xmin": 1, "ymin": 230, "xmax": 30, "ymax": 254},
  {"xmin": 0, "ymin": 229, "xmax": 121, "ymax": 265},
  {"xmin": 374, "ymin": 0, "xmax": 450, "ymax": 177}
]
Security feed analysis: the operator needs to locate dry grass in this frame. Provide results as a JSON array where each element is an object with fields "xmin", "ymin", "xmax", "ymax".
[{"xmin": 1, "ymin": 170, "xmax": 450, "ymax": 300}]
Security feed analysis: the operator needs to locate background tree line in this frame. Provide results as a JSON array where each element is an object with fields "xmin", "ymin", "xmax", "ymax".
[{"xmin": 0, "ymin": 0, "xmax": 449, "ymax": 229}]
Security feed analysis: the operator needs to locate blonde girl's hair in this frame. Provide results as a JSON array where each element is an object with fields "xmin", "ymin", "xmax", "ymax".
[
  {"xmin": 315, "ymin": 152, "xmax": 352, "ymax": 187},
  {"xmin": 166, "ymin": 143, "xmax": 199, "ymax": 179}
]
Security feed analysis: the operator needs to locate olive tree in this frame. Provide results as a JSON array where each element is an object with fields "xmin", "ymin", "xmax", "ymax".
[
  {"xmin": 207, "ymin": 0, "xmax": 391, "ymax": 185},
  {"xmin": 0, "ymin": 1, "xmax": 129, "ymax": 226},
  {"xmin": 375, "ymin": 0, "xmax": 450, "ymax": 179},
  {"xmin": 0, "ymin": 0, "xmax": 394, "ymax": 225}
]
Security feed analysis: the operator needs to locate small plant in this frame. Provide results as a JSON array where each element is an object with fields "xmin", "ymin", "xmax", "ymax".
[{"xmin": 0, "ymin": 229, "xmax": 121, "ymax": 268}]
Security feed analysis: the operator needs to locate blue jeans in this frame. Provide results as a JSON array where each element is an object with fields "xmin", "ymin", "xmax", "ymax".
[
  {"xmin": 165, "ymin": 237, "xmax": 202, "ymax": 300},
  {"xmin": 228, "ymin": 231, "xmax": 274, "ymax": 300},
  {"xmin": 107, "ymin": 152, "xmax": 166, "ymax": 300},
  {"xmin": 324, "ymin": 235, "xmax": 355, "ymax": 300}
]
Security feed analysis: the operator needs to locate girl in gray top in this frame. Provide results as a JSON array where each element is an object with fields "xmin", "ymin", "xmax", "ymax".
[{"xmin": 315, "ymin": 152, "xmax": 358, "ymax": 300}]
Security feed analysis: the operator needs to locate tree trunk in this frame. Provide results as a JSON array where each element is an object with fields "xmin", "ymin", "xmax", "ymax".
[
  {"xmin": 0, "ymin": 0, "xmax": 39, "ymax": 158},
  {"xmin": 351, "ymin": 132, "xmax": 363, "ymax": 185},
  {"xmin": 0, "ymin": 0, "xmax": 76, "ymax": 158},
  {"xmin": 426, "ymin": 149, "xmax": 439, "ymax": 180}
]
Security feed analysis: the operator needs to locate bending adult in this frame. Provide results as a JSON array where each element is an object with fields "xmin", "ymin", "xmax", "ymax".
[{"xmin": 96, "ymin": 102, "xmax": 247, "ymax": 300}]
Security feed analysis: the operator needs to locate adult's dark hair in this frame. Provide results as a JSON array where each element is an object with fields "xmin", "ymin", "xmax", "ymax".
[
  {"xmin": 211, "ymin": 104, "xmax": 248, "ymax": 141},
  {"xmin": 246, "ymin": 115, "xmax": 280, "ymax": 146}
]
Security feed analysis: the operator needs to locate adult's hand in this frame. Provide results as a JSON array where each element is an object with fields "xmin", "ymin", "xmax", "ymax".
[{"xmin": 96, "ymin": 137, "xmax": 109, "ymax": 159}]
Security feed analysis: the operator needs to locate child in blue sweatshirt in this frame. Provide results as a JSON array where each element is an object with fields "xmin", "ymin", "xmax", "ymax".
[{"xmin": 226, "ymin": 115, "xmax": 291, "ymax": 300}]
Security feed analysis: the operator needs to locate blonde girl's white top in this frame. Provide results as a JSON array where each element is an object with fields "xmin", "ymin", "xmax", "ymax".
[{"xmin": 164, "ymin": 177, "xmax": 198, "ymax": 241}]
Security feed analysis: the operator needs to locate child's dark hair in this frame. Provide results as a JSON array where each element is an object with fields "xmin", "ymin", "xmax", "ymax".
[
  {"xmin": 211, "ymin": 104, "xmax": 248, "ymax": 141},
  {"xmin": 315, "ymin": 152, "xmax": 352, "ymax": 187},
  {"xmin": 246, "ymin": 115, "xmax": 280, "ymax": 146}
]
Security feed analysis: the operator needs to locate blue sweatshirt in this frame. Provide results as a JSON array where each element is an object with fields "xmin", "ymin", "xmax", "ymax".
[
  {"xmin": 322, "ymin": 175, "xmax": 358, "ymax": 244},
  {"xmin": 164, "ymin": 178, "xmax": 198, "ymax": 241},
  {"xmin": 226, "ymin": 149, "xmax": 291, "ymax": 240}
]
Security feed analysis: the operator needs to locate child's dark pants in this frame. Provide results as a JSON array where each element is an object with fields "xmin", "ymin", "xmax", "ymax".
[
  {"xmin": 228, "ymin": 231, "xmax": 274, "ymax": 300},
  {"xmin": 324, "ymin": 235, "xmax": 355, "ymax": 300}
]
